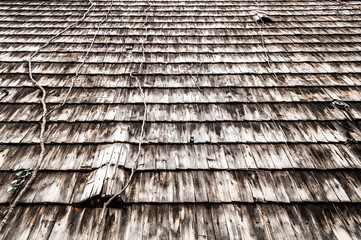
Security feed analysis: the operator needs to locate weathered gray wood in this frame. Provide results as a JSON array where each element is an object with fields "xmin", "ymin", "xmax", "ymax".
[{"xmin": 1, "ymin": 0, "xmax": 361, "ymax": 238}]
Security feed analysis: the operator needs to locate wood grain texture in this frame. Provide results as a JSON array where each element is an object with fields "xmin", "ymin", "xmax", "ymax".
[
  {"xmin": 0, "ymin": 204, "xmax": 359, "ymax": 240},
  {"xmin": 0, "ymin": 0, "xmax": 361, "ymax": 237}
]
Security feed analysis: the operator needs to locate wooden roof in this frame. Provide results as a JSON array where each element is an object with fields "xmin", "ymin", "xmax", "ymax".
[{"xmin": 1, "ymin": 0, "xmax": 361, "ymax": 239}]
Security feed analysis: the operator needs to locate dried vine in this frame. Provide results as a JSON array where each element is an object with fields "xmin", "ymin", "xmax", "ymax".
[
  {"xmin": 187, "ymin": 63, "xmax": 204, "ymax": 92},
  {"xmin": 0, "ymin": 0, "xmax": 95, "ymax": 232},
  {"xmin": 95, "ymin": 1, "xmax": 152, "ymax": 238},
  {"xmin": 252, "ymin": 9, "xmax": 291, "ymax": 146},
  {"xmin": 224, "ymin": 0, "xmax": 292, "ymax": 152},
  {"xmin": 48, "ymin": 0, "xmax": 115, "ymax": 115}
]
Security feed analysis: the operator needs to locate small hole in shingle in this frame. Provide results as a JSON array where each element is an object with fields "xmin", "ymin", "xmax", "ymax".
[
  {"xmin": 332, "ymin": 99, "xmax": 348, "ymax": 109},
  {"xmin": 346, "ymin": 138, "xmax": 356, "ymax": 146},
  {"xmin": 254, "ymin": 13, "xmax": 273, "ymax": 24},
  {"xmin": 125, "ymin": 44, "xmax": 134, "ymax": 51},
  {"xmin": 1, "ymin": 88, "xmax": 10, "ymax": 96}
]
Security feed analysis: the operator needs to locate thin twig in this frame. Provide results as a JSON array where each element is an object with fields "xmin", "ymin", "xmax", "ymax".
[
  {"xmin": 225, "ymin": 0, "xmax": 292, "ymax": 156},
  {"xmin": 0, "ymin": 0, "xmax": 94, "ymax": 232},
  {"xmin": 0, "ymin": 60, "xmax": 47, "ymax": 231},
  {"xmin": 95, "ymin": 1, "xmax": 152, "ymax": 238},
  {"xmin": 186, "ymin": 63, "xmax": 203, "ymax": 92},
  {"xmin": 47, "ymin": 0, "xmax": 115, "ymax": 116}
]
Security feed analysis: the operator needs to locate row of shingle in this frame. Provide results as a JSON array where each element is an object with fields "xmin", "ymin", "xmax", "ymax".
[
  {"xmin": 1, "ymin": 169, "xmax": 361, "ymax": 204},
  {"xmin": 1, "ymin": 143, "xmax": 358, "ymax": 171},
  {"xmin": 2, "ymin": 34, "xmax": 360, "ymax": 44},
  {"xmin": 1, "ymin": 2, "xmax": 357, "ymax": 8},
  {"xmin": 2, "ymin": 0, "xmax": 357, "ymax": 4},
  {"xmin": 2, "ymin": 73, "xmax": 360, "ymax": 87},
  {"xmin": 1, "ymin": 203, "xmax": 359, "ymax": 240},
  {"xmin": 2, "ymin": 62, "xmax": 360, "ymax": 75},
  {"xmin": 0, "ymin": 121, "xmax": 359, "ymax": 144},
  {"xmin": 2, "ymin": 27, "xmax": 361, "ymax": 36},
  {"xmin": 3, "ymin": 52, "xmax": 361, "ymax": 63},
  {"xmin": 1, "ymin": 21, "xmax": 361, "ymax": 28},
  {"xmin": 2, "ymin": 87, "xmax": 360, "ymax": 103},
  {"xmin": 102, "ymin": 169, "xmax": 361, "ymax": 203},
  {"xmin": 1, "ymin": 103, "xmax": 357, "ymax": 122},
  {"xmin": 2, "ymin": 203, "xmax": 361, "ymax": 240},
  {"xmin": 1, "ymin": 15, "xmax": 359, "ymax": 22},
  {"xmin": 2, "ymin": 42, "xmax": 360, "ymax": 53},
  {"xmin": 0, "ymin": 8, "xmax": 358, "ymax": 14}
]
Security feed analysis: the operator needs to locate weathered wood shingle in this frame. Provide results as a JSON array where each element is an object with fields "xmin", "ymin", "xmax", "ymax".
[{"xmin": 0, "ymin": 0, "xmax": 361, "ymax": 238}]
